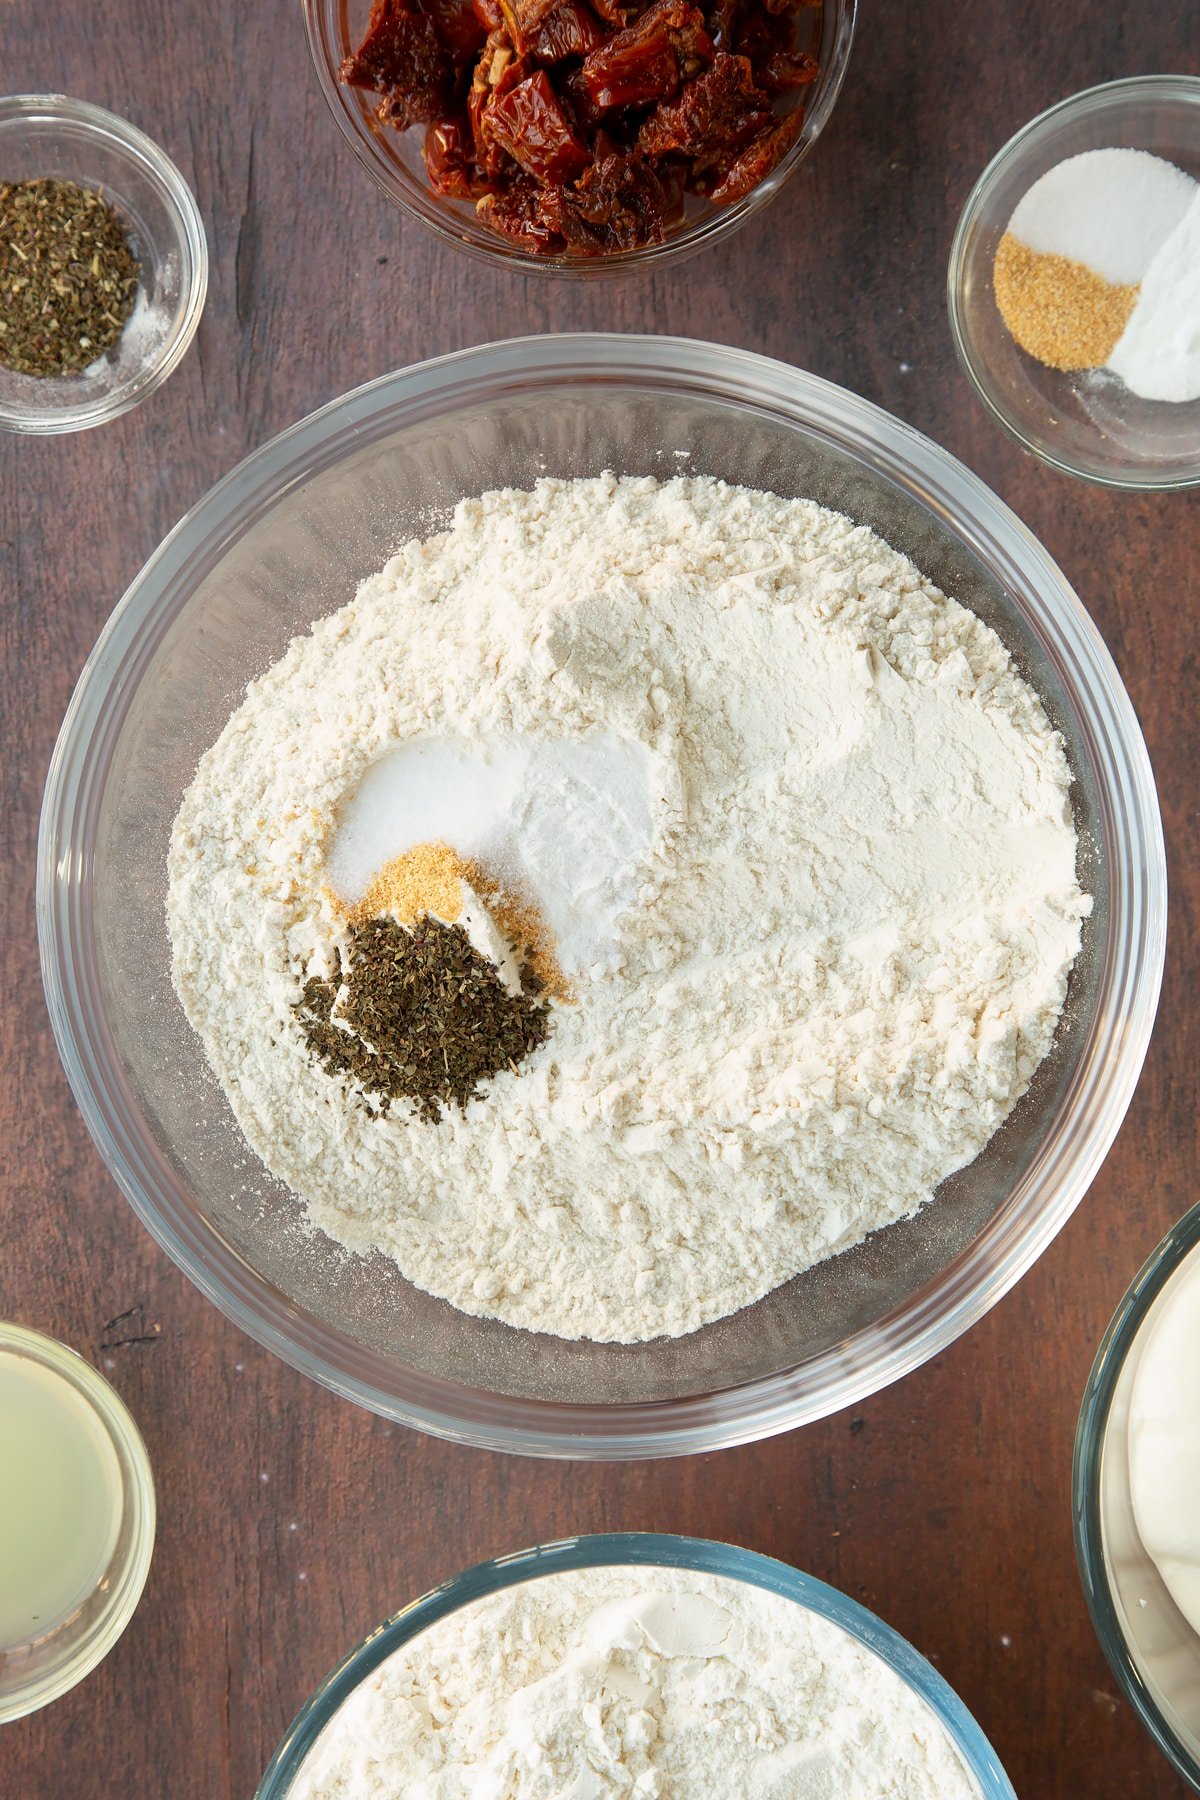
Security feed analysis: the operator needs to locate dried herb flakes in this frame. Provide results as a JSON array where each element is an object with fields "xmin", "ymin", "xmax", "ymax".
[
  {"xmin": 295, "ymin": 915, "xmax": 551, "ymax": 1123},
  {"xmin": 0, "ymin": 177, "xmax": 140, "ymax": 377}
]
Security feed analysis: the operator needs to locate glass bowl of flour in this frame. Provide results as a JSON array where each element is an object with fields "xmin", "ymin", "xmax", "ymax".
[
  {"xmin": 256, "ymin": 1533, "xmax": 1016, "ymax": 1797},
  {"xmin": 38, "ymin": 334, "xmax": 1165, "ymax": 1456},
  {"xmin": 1074, "ymin": 1200, "xmax": 1200, "ymax": 1789}
]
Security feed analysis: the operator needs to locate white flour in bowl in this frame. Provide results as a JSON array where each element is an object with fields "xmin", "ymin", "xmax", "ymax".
[
  {"xmin": 167, "ymin": 474, "xmax": 1090, "ymax": 1343},
  {"xmin": 288, "ymin": 1564, "xmax": 984, "ymax": 1798}
]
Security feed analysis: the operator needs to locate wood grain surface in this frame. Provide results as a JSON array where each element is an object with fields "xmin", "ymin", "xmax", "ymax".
[{"xmin": 2, "ymin": 1, "xmax": 1198, "ymax": 1794}]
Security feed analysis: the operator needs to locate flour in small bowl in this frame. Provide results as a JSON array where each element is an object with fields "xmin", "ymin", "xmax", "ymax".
[
  {"xmin": 167, "ymin": 475, "xmax": 1090, "ymax": 1343},
  {"xmin": 288, "ymin": 1563, "xmax": 985, "ymax": 1798}
]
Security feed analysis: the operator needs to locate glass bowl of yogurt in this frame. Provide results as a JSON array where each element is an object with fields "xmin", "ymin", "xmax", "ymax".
[
  {"xmin": 37, "ymin": 334, "xmax": 1166, "ymax": 1456},
  {"xmin": 1074, "ymin": 1200, "xmax": 1200, "ymax": 1790},
  {"xmin": 948, "ymin": 76, "xmax": 1200, "ymax": 489},
  {"xmin": 256, "ymin": 1532, "xmax": 1015, "ymax": 1797}
]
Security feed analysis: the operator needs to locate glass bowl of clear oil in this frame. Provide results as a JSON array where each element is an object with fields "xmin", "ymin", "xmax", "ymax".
[{"xmin": 0, "ymin": 1322, "xmax": 155, "ymax": 1720}]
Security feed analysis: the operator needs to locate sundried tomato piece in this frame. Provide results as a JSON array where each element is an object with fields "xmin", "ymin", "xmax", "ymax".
[
  {"xmin": 542, "ymin": 150, "xmax": 682, "ymax": 250},
  {"xmin": 374, "ymin": 65, "xmax": 454, "ymax": 129},
  {"xmin": 581, "ymin": 29, "xmax": 678, "ymax": 109},
  {"xmin": 591, "ymin": 125, "xmax": 631, "ymax": 158},
  {"xmin": 589, "ymin": 151, "xmax": 684, "ymax": 236},
  {"xmin": 341, "ymin": 0, "xmax": 455, "ymax": 126},
  {"xmin": 704, "ymin": 0, "xmax": 740, "ymax": 49},
  {"xmin": 484, "ymin": 69, "xmax": 590, "ymax": 184},
  {"xmin": 472, "ymin": 0, "xmax": 505, "ymax": 27},
  {"xmin": 753, "ymin": 46, "xmax": 817, "ymax": 93},
  {"xmin": 673, "ymin": 8, "xmax": 716, "ymax": 70},
  {"xmin": 424, "ymin": 114, "xmax": 484, "ymax": 194},
  {"xmin": 376, "ymin": 86, "xmax": 441, "ymax": 128},
  {"xmin": 424, "ymin": 0, "xmax": 489, "ymax": 59},
  {"xmin": 498, "ymin": 0, "xmax": 561, "ymax": 52},
  {"xmin": 637, "ymin": 51, "xmax": 769, "ymax": 159},
  {"xmin": 477, "ymin": 175, "xmax": 565, "ymax": 248},
  {"xmin": 557, "ymin": 62, "xmax": 613, "ymax": 129},
  {"xmin": 340, "ymin": 0, "xmax": 408, "ymax": 84},
  {"xmin": 530, "ymin": 0, "xmax": 609, "ymax": 62},
  {"xmin": 707, "ymin": 100, "xmax": 804, "ymax": 201},
  {"xmin": 470, "ymin": 31, "xmax": 531, "ymax": 172},
  {"xmin": 654, "ymin": 0, "xmax": 717, "ymax": 68},
  {"xmin": 533, "ymin": 185, "xmax": 576, "ymax": 240},
  {"xmin": 581, "ymin": 0, "xmax": 712, "ymax": 110}
]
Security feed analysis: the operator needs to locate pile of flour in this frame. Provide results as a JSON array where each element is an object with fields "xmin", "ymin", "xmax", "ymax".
[
  {"xmin": 289, "ymin": 1565, "xmax": 982, "ymax": 1798},
  {"xmin": 167, "ymin": 474, "xmax": 1090, "ymax": 1343}
]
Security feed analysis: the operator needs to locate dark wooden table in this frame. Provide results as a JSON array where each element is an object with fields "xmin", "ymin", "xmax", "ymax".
[{"xmin": 3, "ymin": 3, "xmax": 1197, "ymax": 1795}]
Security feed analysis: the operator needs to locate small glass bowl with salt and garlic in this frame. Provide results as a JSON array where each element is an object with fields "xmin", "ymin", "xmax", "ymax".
[
  {"xmin": 949, "ymin": 76, "xmax": 1200, "ymax": 489},
  {"xmin": 1074, "ymin": 1198, "xmax": 1200, "ymax": 1791}
]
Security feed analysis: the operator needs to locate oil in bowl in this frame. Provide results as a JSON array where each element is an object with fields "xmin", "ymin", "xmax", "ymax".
[{"xmin": 0, "ymin": 1323, "xmax": 155, "ymax": 1722}]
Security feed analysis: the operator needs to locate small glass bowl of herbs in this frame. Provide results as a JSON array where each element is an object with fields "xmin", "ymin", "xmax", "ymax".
[{"xmin": 0, "ymin": 96, "xmax": 207, "ymax": 434}]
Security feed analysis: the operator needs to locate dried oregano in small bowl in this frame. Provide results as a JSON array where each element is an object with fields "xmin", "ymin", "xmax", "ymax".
[
  {"xmin": 0, "ymin": 95, "xmax": 208, "ymax": 433},
  {"xmin": 0, "ymin": 177, "xmax": 140, "ymax": 377}
]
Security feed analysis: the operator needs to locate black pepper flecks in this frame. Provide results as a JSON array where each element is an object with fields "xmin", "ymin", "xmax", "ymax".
[{"xmin": 294, "ymin": 915, "xmax": 551, "ymax": 1123}]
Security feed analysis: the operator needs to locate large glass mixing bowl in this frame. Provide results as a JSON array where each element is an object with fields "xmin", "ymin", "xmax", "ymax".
[{"xmin": 37, "ymin": 335, "xmax": 1166, "ymax": 1458}]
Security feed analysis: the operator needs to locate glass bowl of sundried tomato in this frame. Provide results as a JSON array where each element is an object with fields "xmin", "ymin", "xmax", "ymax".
[{"xmin": 302, "ymin": 0, "xmax": 855, "ymax": 269}]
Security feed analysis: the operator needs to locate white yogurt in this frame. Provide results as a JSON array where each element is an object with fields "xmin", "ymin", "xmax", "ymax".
[{"xmin": 1128, "ymin": 1243, "xmax": 1200, "ymax": 1639}]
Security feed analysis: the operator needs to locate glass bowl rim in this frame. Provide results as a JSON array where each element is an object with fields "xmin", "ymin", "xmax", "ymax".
[
  {"xmin": 36, "ymin": 331, "xmax": 1167, "ymax": 1459},
  {"xmin": 1072, "ymin": 1197, "xmax": 1200, "ymax": 1791},
  {"xmin": 299, "ymin": 0, "xmax": 858, "ymax": 276},
  {"xmin": 947, "ymin": 73, "xmax": 1200, "ymax": 493},
  {"xmin": 255, "ymin": 1530, "xmax": 1017, "ymax": 1797},
  {"xmin": 0, "ymin": 92, "xmax": 209, "ymax": 436},
  {"xmin": 0, "ymin": 1319, "xmax": 157, "ymax": 1722}
]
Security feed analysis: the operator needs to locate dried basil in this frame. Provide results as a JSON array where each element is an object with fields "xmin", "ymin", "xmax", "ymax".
[{"xmin": 295, "ymin": 915, "xmax": 551, "ymax": 1123}]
